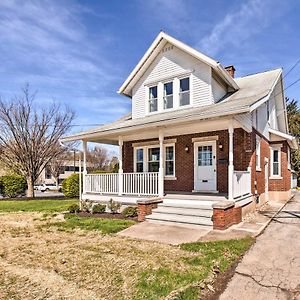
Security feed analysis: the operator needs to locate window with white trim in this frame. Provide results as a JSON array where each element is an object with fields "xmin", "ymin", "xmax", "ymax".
[
  {"xmin": 134, "ymin": 144, "xmax": 175, "ymax": 177},
  {"xmin": 149, "ymin": 86, "xmax": 158, "ymax": 112},
  {"xmin": 163, "ymin": 82, "xmax": 173, "ymax": 109},
  {"xmin": 148, "ymin": 147, "xmax": 160, "ymax": 172},
  {"xmin": 256, "ymin": 136, "xmax": 261, "ymax": 170},
  {"xmin": 136, "ymin": 148, "xmax": 144, "ymax": 172},
  {"xmin": 165, "ymin": 145, "xmax": 174, "ymax": 176},
  {"xmin": 271, "ymin": 146, "xmax": 281, "ymax": 177},
  {"xmin": 288, "ymin": 147, "xmax": 291, "ymax": 170},
  {"xmin": 179, "ymin": 77, "xmax": 190, "ymax": 106}
]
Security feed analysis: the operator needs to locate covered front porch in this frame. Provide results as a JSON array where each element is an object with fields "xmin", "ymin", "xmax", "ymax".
[{"xmin": 79, "ymin": 116, "xmax": 253, "ymax": 203}]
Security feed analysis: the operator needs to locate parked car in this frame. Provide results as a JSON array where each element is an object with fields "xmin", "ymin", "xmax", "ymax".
[{"xmin": 36, "ymin": 183, "xmax": 62, "ymax": 192}]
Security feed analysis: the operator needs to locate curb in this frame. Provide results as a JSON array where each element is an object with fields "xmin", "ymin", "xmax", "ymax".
[{"xmin": 254, "ymin": 193, "xmax": 295, "ymax": 238}]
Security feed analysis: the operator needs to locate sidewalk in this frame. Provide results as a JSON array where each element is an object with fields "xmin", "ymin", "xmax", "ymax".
[
  {"xmin": 219, "ymin": 192, "xmax": 300, "ymax": 300},
  {"xmin": 118, "ymin": 199, "xmax": 288, "ymax": 245}
]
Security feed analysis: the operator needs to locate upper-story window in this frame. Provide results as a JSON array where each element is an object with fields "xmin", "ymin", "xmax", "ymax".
[
  {"xmin": 163, "ymin": 82, "xmax": 173, "ymax": 109},
  {"xmin": 149, "ymin": 86, "xmax": 158, "ymax": 112},
  {"xmin": 179, "ymin": 77, "xmax": 190, "ymax": 106}
]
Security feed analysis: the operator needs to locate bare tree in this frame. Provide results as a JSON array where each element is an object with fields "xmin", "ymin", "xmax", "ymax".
[
  {"xmin": 87, "ymin": 146, "xmax": 109, "ymax": 171},
  {"xmin": 0, "ymin": 85, "xmax": 75, "ymax": 197},
  {"xmin": 48, "ymin": 149, "xmax": 69, "ymax": 189}
]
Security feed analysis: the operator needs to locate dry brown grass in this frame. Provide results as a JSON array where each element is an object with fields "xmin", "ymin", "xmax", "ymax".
[{"xmin": 0, "ymin": 213, "xmax": 197, "ymax": 300}]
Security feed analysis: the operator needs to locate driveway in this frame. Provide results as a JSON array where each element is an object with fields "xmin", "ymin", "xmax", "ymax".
[{"xmin": 220, "ymin": 192, "xmax": 300, "ymax": 300}]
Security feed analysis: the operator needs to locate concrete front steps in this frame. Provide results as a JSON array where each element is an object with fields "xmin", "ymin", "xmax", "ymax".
[{"xmin": 145, "ymin": 198, "xmax": 218, "ymax": 226}]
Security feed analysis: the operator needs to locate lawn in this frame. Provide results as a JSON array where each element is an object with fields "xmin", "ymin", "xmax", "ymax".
[
  {"xmin": 0, "ymin": 199, "xmax": 77, "ymax": 213},
  {"xmin": 0, "ymin": 200, "xmax": 254, "ymax": 299}
]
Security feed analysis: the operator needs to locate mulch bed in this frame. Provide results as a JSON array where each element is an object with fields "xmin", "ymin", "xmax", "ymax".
[{"xmin": 76, "ymin": 211, "xmax": 138, "ymax": 222}]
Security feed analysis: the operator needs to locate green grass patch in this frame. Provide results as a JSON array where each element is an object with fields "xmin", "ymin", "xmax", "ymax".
[
  {"xmin": 0, "ymin": 199, "xmax": 77, "ymax": 213},
  {"xmin": 134, "ymin": 237, "xmax": 253, "ymax": 299},
  {"xmin": 44, "ymin": 213, "xmax": 135, "ymax": 234}
]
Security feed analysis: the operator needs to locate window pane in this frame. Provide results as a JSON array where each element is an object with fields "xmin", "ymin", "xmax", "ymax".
[
  {"xmin": 136, "ymin": 149, "xmax": 143, "ymax": 162},
  {"xmin": 198, "ymin": 146, "xmax": 212, "ymax": 166},
  {"xmin": 148, "ymin": 162, "xmax": 159, "ymax": 172},
  {"xmin": 273, "ymin": 163, "xmax": 279, "ymax": 175},
  {"xmin": 164, "ymin": 95, "xmax": 173, "ymax": 109},
  {"xmin": 180, "ymin": 91, "xmax": 190, "ymax": 106},
  {"xmin": 273, "ymin": 150, "xmax": 279, "ymax": 162},
  {"xmin": 148, "ymin": 148, "xmax": 160, "ymax": 162},
  {"xmin": 165, "ymin": 161, "xmax": 174, "ymax": 176},
  {"xmin": 165, "ymin": 146, "xmax": 174, "ymax": 160},
  {"xmin": 164, "ymin": 82, "xmax": 173, "ymax": 95},
  {"xmin": 180, "ymin": 78, "xmax": 189, "ymax": 92},
  {"xmin": 149, "ymin": 86, "xmax": 157, "ymax": 99},
  {"xmin": 136, "ymin": 162, "xmax": 143, "ymax": 173},
  {"xmin": 149, "ymin": 98, "xmax": 157, "ymax": 112}
]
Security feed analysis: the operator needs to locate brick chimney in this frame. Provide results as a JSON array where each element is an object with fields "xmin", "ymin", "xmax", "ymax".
[{"xmin": 225, "ymin": 65, "xmax": 236, "ymax": 78}]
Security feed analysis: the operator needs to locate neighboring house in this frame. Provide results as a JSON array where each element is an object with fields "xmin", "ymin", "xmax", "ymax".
[
  {"xmin": 62, "ymin": 32, "xmax": 298, "ymax": 228},
  {"xmin": 38, "ymin": 160, "xmax": 81, "ymax": 185}
]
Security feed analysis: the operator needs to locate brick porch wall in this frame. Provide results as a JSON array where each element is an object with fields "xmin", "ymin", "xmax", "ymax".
[{"xmin": 123, "ymin": 128, "xmax": 252, "ymax": 193}]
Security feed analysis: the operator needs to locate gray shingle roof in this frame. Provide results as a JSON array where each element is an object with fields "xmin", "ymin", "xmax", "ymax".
[{"xmin": 62, "ymin": 68, "xmax": 281, "ymax": 141}]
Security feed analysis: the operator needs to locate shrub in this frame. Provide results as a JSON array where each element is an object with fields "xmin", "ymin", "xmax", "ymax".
[
  {"xmin": 81, "ymin": 200, "xmax": 92, "ymax": 213},
  {"xmin": 122, "ymin": 206, "xmax": 138, "ymax": 218},
  {"xmin": 107, "ymin": 199, "xmax": 121, "ymax": 214},
  {"xmin": 61, "ymin": 174, "xmax": 81, "ymax": 198},
  {"xmin": 0, "ymin": 175, "xmax": 27, "ymax": 198},
  {"xmin": 92, "ymin": 203, "xmax": 106, "ymax": 214},
  {"xmin": 68, "ymin": 203, "xmax": 80, "ymax": 213}
]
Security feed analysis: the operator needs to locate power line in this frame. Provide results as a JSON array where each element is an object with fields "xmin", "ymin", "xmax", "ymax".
[{"xmin": 283, "ymin": 58, "xmax": 300, "ymax": 79}]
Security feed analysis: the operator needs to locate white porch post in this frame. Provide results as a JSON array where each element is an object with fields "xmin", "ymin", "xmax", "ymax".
[
  {"xmin": 159, "ymin": 130, "xmax": 164, "ymax": 197},
  {"xmin": 228, "ymin": 123, "xmax": 234, "ymax": 201},
  {"xmin": 118, "ymin": 137, "xmax": 123, "ymax": 196},
  {"xmin": 82, "ymin": 140, "xmax": 87, "ymax": 194}
]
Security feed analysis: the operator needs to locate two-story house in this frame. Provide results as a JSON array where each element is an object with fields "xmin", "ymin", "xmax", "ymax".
[{"xmin": 62, "ymin": 32, "xmax": 297, "ymax": 228}]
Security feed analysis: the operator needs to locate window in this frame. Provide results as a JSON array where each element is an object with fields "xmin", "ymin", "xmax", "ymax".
[
  {"xmin": 198, "ymin": 146, "xmax": 213, "ymax": 166},
  {"xmin": 179, "ymin": 77, "xmax": 190, "ymax": 106},
  {"xmin": 165, "ymin": 146, "xmax": 174, "ymax": 176},
  {"xmin": 136, "ymin": 148, "xmax": 144, "ymax": 172},
  {"xmin": 256, "ymin": 137, "xmax": 261, "ymax": 170},
  {"xmin": 148, "ymin": 147, "xmax": 160, "ymax": 172},
  {"xmin": 149, "ymin": 86, "xmax": 158, "ymax": 112},
  {"xmin": 271, "ymin": 147, "xmax": 281, "ymax": 177},
  {"xmin": 266, "ymin": 101, "xmax": 270, "ymax": 122},
  {"xmin": 163, "ymin": 82, "xmax": 173, "ymax": 109}
]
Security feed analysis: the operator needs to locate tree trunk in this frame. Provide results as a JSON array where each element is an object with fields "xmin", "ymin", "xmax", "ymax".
[
  {"xmin": 27, "ymin": 177, "xmax": 34, "ymax": 198},
  {"xmin": 56, "ymin": 177, "xmax": 59, "ymax": 190}
]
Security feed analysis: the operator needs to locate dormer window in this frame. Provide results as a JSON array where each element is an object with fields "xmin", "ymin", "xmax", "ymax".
[
  {"xmin": 163, "ymin": 82, "xmax": 173, "ymax": 109},
  {"xmin": 179, "ymin": 77, "xmax": 190, "ymax": 106},
  {"xmin": 149, "ymin": 86, "xmax": 158, "ymax": 112}
]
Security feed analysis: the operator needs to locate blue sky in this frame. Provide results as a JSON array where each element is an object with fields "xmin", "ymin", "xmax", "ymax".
[{"xmin": 0, "ymin": 0, "xmax": 300, "ymax": 143}]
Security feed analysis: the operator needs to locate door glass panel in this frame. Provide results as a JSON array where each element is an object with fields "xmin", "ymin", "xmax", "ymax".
[{"xmin": 198, "ymin": 146, "xmax": 213, "ymax": 166}]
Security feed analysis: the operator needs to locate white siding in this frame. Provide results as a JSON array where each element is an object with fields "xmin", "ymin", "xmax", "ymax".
[
  {"xmin": 211, "ymin": 77, "xmax": 227, "ymax": 102},
  {"xmin": 131, "ymin": 43, "xmax": 213, "ymax": 119}
]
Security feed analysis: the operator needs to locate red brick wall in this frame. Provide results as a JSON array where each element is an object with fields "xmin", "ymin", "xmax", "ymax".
[
  {"xmin": 123, "ymin": 128, "xmax": 252, "ymax": 193},
  {"xmin": 250, "ymin": 129, "xmax": 291, "ymax": 195}
]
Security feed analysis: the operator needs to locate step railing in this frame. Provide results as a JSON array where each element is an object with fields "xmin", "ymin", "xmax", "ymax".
[
  {"xmin": 84, "ymin": 172, "xmax": 159, "ymax": 196},
  {"xmin": 233, "ymin": 170, "xmax": 251, "ymax": 199}
]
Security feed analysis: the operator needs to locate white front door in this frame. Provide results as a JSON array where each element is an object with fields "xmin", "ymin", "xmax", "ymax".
[{"xmin": 194, "ymin": 141, "xmax": 217, "ymax": 192}]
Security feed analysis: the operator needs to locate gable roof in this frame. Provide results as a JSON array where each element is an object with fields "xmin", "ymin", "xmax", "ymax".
[
  {"xmin": 118, "ymin": 31, "xmax": 239, "ymax": 97},
  {"xmin": 62, "ymin": 68, "xmax": 282, "ymax": 143}
]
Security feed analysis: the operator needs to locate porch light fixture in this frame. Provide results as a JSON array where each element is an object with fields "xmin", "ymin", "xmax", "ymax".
[
  {"xmin": 185, "ymin": 145, "xmax": 189, "ymax": 153},
  {"xmin": 218, "ymin": 143, "xmax": 223, "ymax": 151}
]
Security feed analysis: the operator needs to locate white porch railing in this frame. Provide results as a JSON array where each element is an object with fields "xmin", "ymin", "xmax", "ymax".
[
  {"xmin": 84, "ymin": 172, "xmax": 159, "ymax": 196},
  {"xmin": 233, "ymin": 170, "xmax": 251, "ymax": 199},
  {"xmin": 85, "ymin": 173, "xmax": 119, "ymax": 194}
]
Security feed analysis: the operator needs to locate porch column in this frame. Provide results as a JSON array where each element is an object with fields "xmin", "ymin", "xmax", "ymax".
[
  {"xmin": 82, "ymin": 140, "xmax": 87, "ymax": 194},
  {"xmin": 118, "ymin": 137, "xmax": 123, "ymax": 196},
  {"xmin": 228, "ymin": 123, "xmax": 234, "ymax": 201},
  {"xmin": 159, "ymin": 130, "xmax": 164, "ymax": 197}
]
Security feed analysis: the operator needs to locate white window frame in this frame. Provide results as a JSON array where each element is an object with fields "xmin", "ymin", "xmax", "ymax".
[
  {"xmin": 163, "ymin": 81, "xmax": 173, "ymax": 110},
  {"xmin": 287, "ymin": 147, "xmax": 291, "ymax": 170},
  {"xmin": 256, "ymin": 136, "xmax": 261, "ymax": 171},
  {"xmin": 270, "ymin": 145, "xmax": 282, "ymax": 178},
  {"xmin": 134, "ymin": 147, "xmax": 145, "ymax": 173},
  {"xmin": 179, "ymin": 76, "xmax": 191, "ymax": 107},
  {"xmin": 148, "ymin": 85, "xmax": 158, "ymax": 113},
  {"xmin": 133, "ymin": 143, "xmax": 176, "ymax": 178}
]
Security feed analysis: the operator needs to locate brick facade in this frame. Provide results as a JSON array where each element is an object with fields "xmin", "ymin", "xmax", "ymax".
[{"xmin": 123, "ymin": 128, "xmax": 253, "ymax": 193}]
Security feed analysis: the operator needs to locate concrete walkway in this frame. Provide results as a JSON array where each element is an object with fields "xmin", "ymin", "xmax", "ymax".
[{"xmin": 220, "ymin": 191, "xmax": 300, "ymax": 300}]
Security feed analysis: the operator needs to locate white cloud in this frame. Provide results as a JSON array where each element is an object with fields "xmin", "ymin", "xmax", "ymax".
[{"xmin": 197, "ymin": 0, "xmax": 286, "ymax": 57}]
